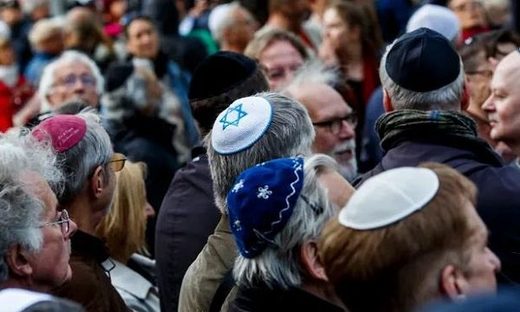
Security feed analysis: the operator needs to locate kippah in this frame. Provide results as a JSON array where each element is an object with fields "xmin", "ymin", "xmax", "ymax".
[
  {"xmin": 211, "ymin": 96, "xmax": 272, "ymax": 155},
  {"xmin": 189, "ymin": 51, "xmax": 258, "ymax": 101},
  {"xmin": 339, "ymin": 167, "xmax": 439, "ymax": 230},
  {"xmin": 227, "ymin": 157, "xmax": 304, "ymax": 258},
  {"xmin": 406, "ymin": 5, "xmax": 460, "ymax": 42},
  {"xmin": 386, "ymin": 27, "xmax": 460, "ymax": 92},
  {"xmin": 32, "ymin": 115, "xmax": 87, "ymax": 153}
]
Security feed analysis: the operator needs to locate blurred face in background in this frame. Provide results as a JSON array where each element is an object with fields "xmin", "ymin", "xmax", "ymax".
[
  {"xmin": 47, "ymin": 62, "xmax": 99, "ymax": 109},
  {"xmin": 449, "ymin": 0, "xmax": 487, "ymax": 29},
  {"xmin": 126, "ymin": 19, "xmax": 160, "ymax": 59},
  {"xmin": 259, "ymin": 39, "xmax": 304, "ymax": 90}
]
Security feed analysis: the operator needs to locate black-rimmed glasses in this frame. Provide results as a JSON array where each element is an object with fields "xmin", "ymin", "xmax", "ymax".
[{"xmin": 313, "ymin": 113, "xmax": 358, "ymax": 135}]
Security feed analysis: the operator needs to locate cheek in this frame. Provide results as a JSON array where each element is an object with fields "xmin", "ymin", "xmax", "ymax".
[{"xmin": 312, "ymin": 132, "xmax": 336, "ymax": 153}]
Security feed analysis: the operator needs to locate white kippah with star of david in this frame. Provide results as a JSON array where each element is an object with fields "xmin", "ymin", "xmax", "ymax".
[
  {"xmin": 211, "ymin": 96, "xmax": 273, "ymax": 155},
  {"xmin": 339, "ymin": 167, "xmax": 439, "ymax": 230}
]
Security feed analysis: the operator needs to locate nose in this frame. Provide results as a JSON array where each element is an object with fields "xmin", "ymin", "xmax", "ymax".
[
  {"xmin": 338, "ymin": 119, "xmax": 356, "ymax": 139},
  {"xmin": 67, "ymin": 219, "xmax": 78, "ymax": 239},
  {"xmin": 144, "ymin": 201, "xmax": 155, "ymax": 219},
  {"xmin": 481, "ymin": 94, "xmax": 495, "ymax": 112},
  {"xmin": 488, "ymin": 248, "xmax": 502, "ymax": 273}
]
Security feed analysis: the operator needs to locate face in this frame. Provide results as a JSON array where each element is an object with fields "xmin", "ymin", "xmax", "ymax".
[
  {"xmin": 23, "ymin": 172, "xmax": 77, "ymax": 292},
  {"xmin": 0, "ymin": 44, "xmax": 15, "ymax": 66},
  {"xmin": 458, "ymin": 201, "xmax": 500, "ymax": 295},
  {"xmin": 298, "ymin": 84, "xmax": 357, "ymax": 181},
  {"xmin": 126, "ymin": 19, "xmax": 159, "ymax": 59},
  {"xmin": 449, "ymin": 0, "xmax": 487, "ymax": 30},
  {"xmin": 280, "ymin": 0, "xmax": 310, "ymax": 24},
  {"xmin": 47, "ymin": 62, "xmax": 99, "ymax": 109},
  {"xmin": 322, "ymin": 7, "xmax": 352, "ymax": 51},
  {"xmin": 228, "ymin": 7, "xmax": 257, "ymax": 51},
  {"xmin": 259, "ymin": 40, "xmax": 304, "ymax": 90},
  {"xmin": 482, "ymin": 52, "xmax": 520, "ymax": 147},
  {"xmin": 465, "ymin": 51, "xmax": 493, "ymax": 117}
]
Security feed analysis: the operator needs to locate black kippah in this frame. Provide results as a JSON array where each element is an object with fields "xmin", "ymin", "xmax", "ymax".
[
  {"xmin": 385, "ymin": 28, "xmax": 460, "ymax": 92},
  {"xmin": 104, "ymin": 63, "xmax": 134, "ymax": 92},
  {"xmin": 189, "ymin": 51, "xmax": 258, "ymax": 101}
]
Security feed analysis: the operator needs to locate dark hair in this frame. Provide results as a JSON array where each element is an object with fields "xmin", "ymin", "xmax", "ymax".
[{"xmin": 123, "ymin": 15, "xmax": 155, "ymax": 39}]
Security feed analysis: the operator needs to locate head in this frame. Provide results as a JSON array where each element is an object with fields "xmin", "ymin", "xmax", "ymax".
[
  {"xmin": 208, "ymin": 2, "xmax": 257, "ymax": 53},
  {"xmin": 448, "ymin": 0, "xmax": 488, "ymax": 30},
  {"xmin": 406, "ymin": 4, "xmax": 461, "ymax": 45},
  {"xmin": 28, "ymin": 18, "xmax": 64, "ymax": 54},
  {"xmin": 482, "ymin": 50, "xmax": 520, "ymax": 150},
  {"xmin": 0, "ymin": 133, "xmax": 77, "ymax": 292},
  {"xmin": 285, "ymin": 61, "xmax": 357, "ymax": 181},
  {"xmin": 38, "ymin": 51, "xmax": 103, "ymax": 112},
  {"xmin": 380, "ymin": 28, "xmax": 465, "ymax": 112},
  {"xmin": 322, "ymin": 1, "xmax": 365, "ymax": 51},
  {"xmin": 21, "ymin": 0, "xmax": 49, "ymax": 21},
  {"xmin": 0, "ymin": 37, "xmax": 15, "ymax": 66},
  {"xmin": 207, "ymin": 93, "xmax": 315, "ymax": 214},
  {"xmin": 245, "ymin": 29, "xmax": 309, "ymax": 90},
  {"xmin": 0, "ymin": 0, "xmax": 22, "ymax": 26},
  {"xmin": 268, "ymin": 0, "xmax": 310, "ymax": 27},
  {"xmin": 230, "ymin": 155, "xmax": 353, "ymax": 298},
  {"xmin": 31, "ymin": 111, "xmax": 116, "ymax": 233},
  {"xmin": 64, "ymin": 9, "xmax": 105, "ymax": 55},
  {"xmin": 125, "ymin": 16, "xmax": 160, "ymax": 60},
  {"xmin": 482, "ymin": 0, "xmax": 512, "ymax": 27},
  {"xmin": 319, "ymin": 163, "xmax": 500, "ymax": 312},
  {"xmin": 188, "ymin": 52, "xmax": 269, "ymax": 137},
  {"xmin": 95, "ymin": 161, "xmax": 153, "ymax": 263}
]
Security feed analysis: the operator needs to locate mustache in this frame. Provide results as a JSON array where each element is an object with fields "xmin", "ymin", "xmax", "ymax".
[{"xmin": 333, "ymin": 139, "xmax": 356, "ymax": 154}]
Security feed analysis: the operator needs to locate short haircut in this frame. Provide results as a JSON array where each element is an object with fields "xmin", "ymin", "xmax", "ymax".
[
  {"xmin": 379, "ymin": 40, "xmax": 465, "ymax": 111},
  {"xmin": 95, "ymin": 161, "xmax": 148, "ymax": 262},
  {"xmin": 207, "ymin": 92, "xmax": 315, "ymax": 214},
  {"xmin": 244, "ymin": 28, "xmax": 309, "ymax": 62},
  {"xmin": 284, "ymin": 59, "xmax": 339, "ymax": 97},
  {"xmin": 208, "ymin": 2, "xmax": 241, "ymax": 43},
  {"xmin": 28, "ymin": 17, "xmax": 63, "ymax": 50},
  {"xmin": 319, "ymin": 162, "xmax": 478, "ymax": 312},
  {"xmin": 0, "ymin": 132, "xmax": 62, "ymax": 282},
  {"xmin": 53, "ymin": 110, "xmax": 113, "ymax": 204},
  {"xmin": 38, "ymin": 50, "xmax": 104, "ymax": 111},
  {"xmin": 233, "ymin": 154, "xmax": 338, "ymax": 289}
]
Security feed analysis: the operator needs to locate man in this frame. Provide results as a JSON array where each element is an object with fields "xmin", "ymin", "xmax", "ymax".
[
  {"xmin": 359, "ymin": 27, "xmax": 520, "ymax": 284},
  {"xmin": 156, "ymin": 51, "xmax": 269, "ymax": 312},
  {"xmin": 124, "ymin": 15, "xmax": 198, "ymax": 146},
  {"xmin": 38, "ymin": 50, "xmax": 103, "ymax": 112},
  {"xmin": 179, "ymin": 93, "xmax": 315, "ymax": 311},
  {"xmin": 321, "ymin": 163, "xmax": 501, "ymax": 312},
  {"xmin": 285, "ymin": 61, "xmax": 358, "ymax": 181},
  {"xmin": 227, "ymin": 155, "xmax": 353, "ymax": 310},
  {"xmin": 483, "ymin": 50, "xmax": 520, "ymax": 164},
  {"xmin": 208, "ymin": 2, "xmax": 257, "ymax": 53},
  {"xmin": 31, "ymin": 112, "xmax": 128, "ymax": 311},
  {"xmin": 0, "ymin": 133, "xmax": 77, "ymax": 293}
]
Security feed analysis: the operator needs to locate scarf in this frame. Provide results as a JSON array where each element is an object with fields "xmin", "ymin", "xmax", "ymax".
[{"xmin": 377, "ymin": 109, "xmax": 481, "ymax": 151}]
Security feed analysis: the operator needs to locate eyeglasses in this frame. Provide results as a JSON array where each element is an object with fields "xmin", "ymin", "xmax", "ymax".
[
  {"xmin": 55, "ymin": 73, "xmax": 96, "ymax": 88},
  {"xmin": 465, "ymin": 69, "xmax": 493, "ymax": 77},
  {"xmin": 41, "ymin": 209, "xmax": 70, "ymax": 235},
  {"xmin": 313, "ymin": 113, "xmax": 358, "ymax": 135},
  {"xmin": 108, "ymin": 153, "xmax": 126, "ymax": 172}
]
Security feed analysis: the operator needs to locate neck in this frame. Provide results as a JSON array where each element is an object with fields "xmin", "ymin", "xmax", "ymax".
[
  {"xmin": 300, "ymin": 281, "xmax": 345, "ymax": 310},
  {"xmin": 267, "ymin": 13, "xmax": 300, "ymax": 33},
  {"xmin": 68, "ymin": 195, "xmax": 103, "ymax": 236}
]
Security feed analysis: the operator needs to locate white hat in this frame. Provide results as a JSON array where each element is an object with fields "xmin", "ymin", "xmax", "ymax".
[
  {"xmin": 211, "ymin": 96, "xmax": 273, "ymax": 155},
  {"xmin": 339, "ymin": 167, "xmax": 439, "ymax": 230},
  {"xmin": 406, "ymin": 4, "xmax": 460, "ymax": 42}
]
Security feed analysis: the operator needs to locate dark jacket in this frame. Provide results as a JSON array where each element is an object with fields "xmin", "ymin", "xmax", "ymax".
[
  {"xmin": 51, "ymin": 231, "xmax": 129, "ymax": 312},
  {"xmin": 155, "ymin": 147, "xmax": 220, "ymax": 312},
  {"xmin": 358, "ymin": 111, "xmax": 520, "ymax": 284},
  {"xmin": 230, "ymin": 285, "xmax": 345, "ymax": 312}
]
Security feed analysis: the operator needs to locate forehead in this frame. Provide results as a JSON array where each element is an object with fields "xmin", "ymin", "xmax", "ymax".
[
  {"xmin": 492, "ymin": 53, "xmax": 520, "ymax": 87},
  {"xmin": 260, "ymin": 40, "xmax": 303, "ymax": 64},
  {"xmin": 318, "ymin": 169, "xmax": 354, "ymax": 208},
  {"xmin": 54, "ymin": 62, "xmax": 92, "ymax": 78},
  {"xmin": 299, "ymin": 83, "xmax": 350, "ymax": 120},
  {"xmin": 127, "ymin": 19, "xmax": 155, "ymax": 37},
  {"xmin": 21, "ymin": 171, "xmax": 57, "ymax": 217}
]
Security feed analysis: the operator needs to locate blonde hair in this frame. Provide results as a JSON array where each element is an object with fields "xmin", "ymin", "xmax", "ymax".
[{"xmin": 95, "ymin": 161, "xmax": 148, "ymax": 262}]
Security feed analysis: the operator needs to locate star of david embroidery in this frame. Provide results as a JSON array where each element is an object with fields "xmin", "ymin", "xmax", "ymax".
[
  {"xmin": 257, "ymin": 185, "xmax": 272, "ymax": 199},
  {"xmin": 219, "ymin": 103, "xmax": 248, "ymax": 130},
  {"xmin": 232, "ymin": 179, "xmax": 244, "ymax": 193},
  {"xmin": 233, "ymin": 220, "xmax": 242, "ymax": 231}
]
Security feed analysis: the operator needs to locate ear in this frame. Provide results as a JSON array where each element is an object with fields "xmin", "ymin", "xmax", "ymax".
[
  {"xmin": 461, "ymin": 82, "xmax": 470, "ymax": 111},
  {"xmin": 383, "ymin": 89, "xmax": 394, "ymax": 112},
  {"xmin": 6, "ymin": 244, "xmax": 33, "ymax": 277},
  {"xmin": 440, "ymin": 264, "xmax": 466, "ymax": 300},
  {"xmin": 89, "ymin": 165, "xmax": 106, "ymax": 199},
  {"xmin": 300, "ymin": 241, "xmax": 328, "ymax": 282}
]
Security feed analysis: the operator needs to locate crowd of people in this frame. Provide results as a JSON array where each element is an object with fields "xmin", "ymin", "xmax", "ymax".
[{"xmin": 0, "ymin": 0, "xmax": 519, "ymax": 311}]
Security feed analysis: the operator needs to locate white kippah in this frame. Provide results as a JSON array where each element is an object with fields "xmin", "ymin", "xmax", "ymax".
[
  {"xmin": 406, "ymin": 4, "xmax": 460, "ymax": 42},
  {"xmin": 339, "ymin": 167, "xmax": 439, "ymax": 230},
  {"xmin": 211, "ymin": 96, "xmax": 273, "ymax": 155}
]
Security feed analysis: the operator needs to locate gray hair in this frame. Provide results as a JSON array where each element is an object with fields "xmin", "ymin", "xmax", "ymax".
[
  {"xmin": 233, "ymin": 154, "xmax": 338, "ymax": 289},
  {"xmin": 207, "ymin": 92, "xmax": 315, "ymax": 214},
  {"xmin": 284, "ymin": 60, "xmax": 339, "ymax": 95},
  {"xmin": 54, "ymin": 110, "xmax": 112, "ymax": 204},
  {"xmin": 0, "ymin": 132, "xmax": 63, "ymax": 282},
  {"xmin": 38, "ymin": 51, "xmax": 104, "ymax": 112},
  {"xmin": 208, "ymin": 1, "xmax": 241, "ymax": 43},
  {"xmin": 28, "ymin": 17, "xmax": 63, "ymax": 50},
  {"xmin": 379, "ymin": 41, "xmax": 465, "ymax": 111}
]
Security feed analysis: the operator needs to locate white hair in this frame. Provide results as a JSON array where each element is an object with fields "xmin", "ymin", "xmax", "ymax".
[
  {"xmin": 207, "ymin": 92, "xmax": 315, "ymax": 215},
  {"xmin": 379, "ymin": 40, "xmax": 465, "ymax": 111},
  {"xmin": 208, "ymin": 2, "xmax": 241, "ymax": 43},
  {"xmin": 284, "ymin": 60, "xmax": 339, "ymax": 96},
  {"xmin": 0, "ymin": 131, "xmax": 63, "ymax": 282},
  {"xmin": 28, "ymin": 17, "xmax": 63, "ymax": 50},
  {"xmin": 38, "ymin": 50, "xmax": 104, "ymax": 112},
  {"xmin": 233, "ymin": 154, "xmax": 338, "ymax": 289}
]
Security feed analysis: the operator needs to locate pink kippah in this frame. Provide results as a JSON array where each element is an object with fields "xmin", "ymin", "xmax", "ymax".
[{"xmin": 32, "ymin": 115, "xmax": 87, "ymax": 153}]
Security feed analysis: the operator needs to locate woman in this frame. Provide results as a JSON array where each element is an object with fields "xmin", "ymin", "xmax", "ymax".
[{"xmin": 95, "ymin": 161, "xmax": 159, "ymax": 312}]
